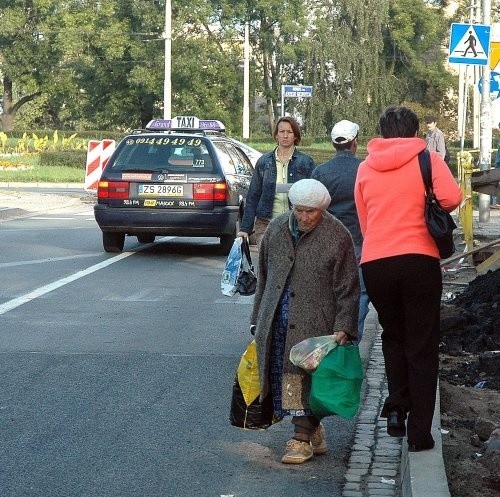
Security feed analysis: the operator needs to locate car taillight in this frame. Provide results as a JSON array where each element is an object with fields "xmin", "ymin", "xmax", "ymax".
[
  {"xmin": 193, "ymin": 182, "xmax": 229, "ymax": 201},
  {"xmin": 97, "ymin": 181, "xmax": 130, "ymax": 199}
]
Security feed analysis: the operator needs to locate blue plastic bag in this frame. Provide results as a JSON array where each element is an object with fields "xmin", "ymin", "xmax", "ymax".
[{"xmin": 221, "ymin": 238, "xmax": 244, "ymax": 296}]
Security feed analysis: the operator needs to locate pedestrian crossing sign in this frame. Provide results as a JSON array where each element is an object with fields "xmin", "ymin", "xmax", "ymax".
[{"xmin": 449, "ymin": 23, "xmax": 491, "ymax": 66}]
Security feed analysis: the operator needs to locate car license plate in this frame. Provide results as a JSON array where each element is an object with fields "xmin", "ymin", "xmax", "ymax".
[{"xmin": 138, "ymin": 184, "xmax": 184, "ymax": 196}]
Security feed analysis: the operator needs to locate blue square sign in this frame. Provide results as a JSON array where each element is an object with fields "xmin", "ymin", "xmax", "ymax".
[{"xmin": 449, "ymin": 23, "xmax": 491, "ymax": 66}]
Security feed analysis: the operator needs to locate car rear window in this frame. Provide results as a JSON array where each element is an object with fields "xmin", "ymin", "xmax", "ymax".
[{"xmin": 110, "ymin": 135, "xmax": 215, "ymax": 173}]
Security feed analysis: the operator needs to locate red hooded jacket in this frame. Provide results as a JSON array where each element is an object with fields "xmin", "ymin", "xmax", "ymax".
[{"xmin": 355, "ymin": 137, "xmax": 462, "ymax": 263}]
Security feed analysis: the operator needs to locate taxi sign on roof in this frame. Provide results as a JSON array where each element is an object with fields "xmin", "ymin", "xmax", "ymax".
[{"xmin": 146, "ymin": 116, "xmax": 225, "ymax": 131}]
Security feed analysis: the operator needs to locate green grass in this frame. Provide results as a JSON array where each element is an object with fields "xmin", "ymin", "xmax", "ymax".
[
  {"xmin": 247, "ymin": 141, "xmax": 368, "ymax": 165},
  {"xmin": 0, "ymin": 155, "xmax": 85, "ymax": 183},
  {"xmin": 0, "ymin": 141, "xmax": 369, "ymax": 183}
]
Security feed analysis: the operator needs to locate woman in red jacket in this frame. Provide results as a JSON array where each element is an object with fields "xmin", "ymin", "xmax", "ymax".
[{"xmin": 354, "ymin": 106, "xmax": 462, "ymax": 452}]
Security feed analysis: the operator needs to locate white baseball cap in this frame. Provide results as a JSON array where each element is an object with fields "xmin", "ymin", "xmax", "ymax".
[{"xmin": 331, "ymin": 120, "xmax": 359, "ymax": 144}]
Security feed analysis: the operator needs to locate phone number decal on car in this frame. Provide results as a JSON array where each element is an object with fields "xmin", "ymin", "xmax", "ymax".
[
  {"xmin": 138, "ymin": 184, "xmax": 184, "ymax": 196},
  {"xmin": 125, "ymin": 137, "xmax": 202, "ymax": 146}
]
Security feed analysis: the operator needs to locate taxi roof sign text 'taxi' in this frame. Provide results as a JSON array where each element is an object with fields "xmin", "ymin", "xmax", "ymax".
[{"xmin": 146, "ymin": 116, "xmax": 225, "ymax": 132}]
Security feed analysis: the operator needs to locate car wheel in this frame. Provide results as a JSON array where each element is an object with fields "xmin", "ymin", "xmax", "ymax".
[
  {"xmin": 219, "ymin": 219, "xmax": 239, "ymax": 255},
  {"xmin": 219, "ymin": 233, "xmax": 235, "ymax": 255},
  {"xmin": 103, "ymin": 232, "xmax": 125, "ymax": 253},
  {"xmin": 137, "ymin": 234, "xmax": 155, "ymax": 244}
]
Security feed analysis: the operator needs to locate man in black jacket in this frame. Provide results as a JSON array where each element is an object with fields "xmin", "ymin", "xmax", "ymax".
[{"xmin": 312, "ymin": 120, "xmax": 370, "ymax": 340}]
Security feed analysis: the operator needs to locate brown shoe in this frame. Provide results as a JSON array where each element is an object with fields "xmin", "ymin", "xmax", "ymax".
[
  {"xmin": 281, "ymin": 439, "xmax": 313, "ymax": 464},
  {"xmin": 311, "ymin": 422, "xmax": 328, "ymax": 455}
]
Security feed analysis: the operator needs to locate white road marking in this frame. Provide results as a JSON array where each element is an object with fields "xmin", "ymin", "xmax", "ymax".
[
  {"xmin": 0, "ymin": 237, "xmax": 175, "ymax": 315},
  {"xmin": 215, "ymin": 296, "xmax": 254, "ymax": 304},
  {"xmin": 31, "ymin": 217, "xmax": 74, "ymax": 220},
  {"xmin": 0, "ymin": 253, "xmax": 103, "ymax": 268},
  {"xmin": 0, "ymin": 252, "xmax": 133, "ymax": 315}
]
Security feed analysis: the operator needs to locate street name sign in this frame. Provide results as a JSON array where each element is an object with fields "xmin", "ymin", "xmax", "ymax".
[{"xmin": 283, "ymin": 85, "xmax": 313, "ymax": 98}]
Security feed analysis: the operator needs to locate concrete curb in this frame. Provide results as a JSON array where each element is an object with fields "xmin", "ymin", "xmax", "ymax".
[
  {"xmin": 345, "ymin": 310, "xmax": 451, "ymax": 497},
  {"xmin": 401, "ymin": 382, "xmax": 451, "ymax": 497}
]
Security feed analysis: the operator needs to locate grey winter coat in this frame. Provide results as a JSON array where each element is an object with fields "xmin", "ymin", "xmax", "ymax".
[{"xmin": 251, "ymin": 210, "xmax": 360, "ymax": 410}]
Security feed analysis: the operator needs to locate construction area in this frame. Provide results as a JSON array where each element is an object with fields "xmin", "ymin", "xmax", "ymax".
[{"xmin": 436, "ymin": 156, "xmax": 499, "ymax": 496}]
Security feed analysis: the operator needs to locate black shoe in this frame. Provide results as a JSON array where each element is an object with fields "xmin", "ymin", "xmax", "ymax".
[
  {"xmin": 408, "ymin": 440, "xmax": 435, "ymax": 452},
  {"xmin": 387, "ymin": 409, "xmax": 406, "ymax": 437}
]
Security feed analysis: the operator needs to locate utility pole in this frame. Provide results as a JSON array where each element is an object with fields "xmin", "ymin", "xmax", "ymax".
[
  {"xmin": 243, "ymin": 21, "xmax": 250, "ymax": 139},
  {"xmin": 163, "ymin": 0, "xmax": 172, "ymax": 119},
  {"xmin": 478, "ymin": 0, "xmax": 492, "ymax": 222}
]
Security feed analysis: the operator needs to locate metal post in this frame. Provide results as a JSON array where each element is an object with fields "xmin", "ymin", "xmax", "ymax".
[
  {"xmin": 242, "ymin": 21, "xmax": 250, "ymax": 139},
  {"xmin": 458, "ymin": 151, "xmax": 475, "ymax": 253},
  {"xmin": 472, "ymin": 0, "xmax": 480, "ymax": 149},
  {"xmin": 163, "ymin": 0, "xmax": 172, "ymax": 119},
  {"xmin": 478, "ymin": 0, "xmax": 492, "ymax": 222},
  {"xmin": 458, "ymin": 65, "xmax": 469, "ymax": 152},
  {"xmin": 473, "ymin": 66, "xmax": 481, "ymax": 148},
  {"xmin": 281, "ymin": 86, "xmax": 285, "ymax": 117}
]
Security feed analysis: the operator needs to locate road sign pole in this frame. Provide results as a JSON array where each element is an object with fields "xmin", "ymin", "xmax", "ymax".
[
  {"xmin": 458, "ymin": 65, "xmax": 468, "ymax": 151},
  {"xmin": 473, "ymin": 66, "xmax": 481, "ymax": 148},
  {"xmin": 163, "ymin": 0, "xmax": 172, "ymax": 120},
  {"xmin": 281, "ymin": 85, "xmax": 285, "ymax": 117},
  {"xmin": 242, "ymin": 21, "xmax": 250, "ymax": 139},
  {"xmin": 478, "ymin": 0, "xmax": 492, "ymax": 223}
]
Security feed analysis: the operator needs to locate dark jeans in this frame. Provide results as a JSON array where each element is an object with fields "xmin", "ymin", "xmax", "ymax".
[
  {"xmin": 362, "ymin": 254, "xmax": 442, "ymax": 445},
  {"xmin": 291, "ymin": 415, "xmax": 320, "ymax": 442}
]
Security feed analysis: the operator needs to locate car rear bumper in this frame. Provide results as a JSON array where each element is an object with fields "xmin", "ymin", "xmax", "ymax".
[{"xmin": 94, "ymin": 204, "xmax": 239, "ymax": 236}]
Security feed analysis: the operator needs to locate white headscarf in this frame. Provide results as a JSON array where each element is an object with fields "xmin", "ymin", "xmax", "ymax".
[{"xmin": 288, "ymin": 179, "xmax": 331, "ymax": 211}]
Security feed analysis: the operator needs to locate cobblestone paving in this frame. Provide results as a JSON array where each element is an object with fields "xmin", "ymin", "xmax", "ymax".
[{"xmin": 343, "ymin": 317, "xmax": 402, "ymax": 497}]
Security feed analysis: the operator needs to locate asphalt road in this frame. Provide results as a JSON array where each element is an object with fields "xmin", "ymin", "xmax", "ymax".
[{"xmin": 0, "ymin": 198, "xmax": 356, "ymax": 497}]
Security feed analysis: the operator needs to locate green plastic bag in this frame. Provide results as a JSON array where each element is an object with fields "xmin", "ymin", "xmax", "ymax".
[{"xmin": 309, "ymin": 344, "xmax": 363, "ymax": 419}]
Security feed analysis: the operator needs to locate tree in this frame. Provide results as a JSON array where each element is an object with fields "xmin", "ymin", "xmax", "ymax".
[
  {"xmin": 14, "ymin": 0, "xmax": 248, "ymax": 133},
  {"xmin": 382, "ymin": 0, "xmax": 455, "ymax": 112},
  {"xmin": 49, "ymin": 0, "xmax": 162, "ymax": 130},
  {"xmin": 298, "ymin": 0, "xmax": 395, "ymax": 137},
  {"xmin": 0, "ymin": 0, "xmax": 61, "ymax": 130},
  {"xmin": 1, "ymin": 0, "xmax": 476, "ymax": 138}
]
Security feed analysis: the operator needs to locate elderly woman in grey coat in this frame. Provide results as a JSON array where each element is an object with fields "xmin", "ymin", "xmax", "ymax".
[{"xmin": 250, "ymin": 178, "xmax": 360, "ymax": 464}]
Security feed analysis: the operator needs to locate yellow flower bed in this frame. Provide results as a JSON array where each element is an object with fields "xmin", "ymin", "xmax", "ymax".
[{"xmin": 0, "ymin": 160, "xmax": 33, "ymax": 171}]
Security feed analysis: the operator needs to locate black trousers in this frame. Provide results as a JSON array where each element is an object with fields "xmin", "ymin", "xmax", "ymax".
[{"xmin": 362, "ymin": 254, "xmax": 442, "ymax": 445}]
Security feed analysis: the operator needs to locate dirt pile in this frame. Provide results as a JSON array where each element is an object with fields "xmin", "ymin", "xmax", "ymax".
[
  {"xmin": 440, "ymin": 269, "xmax": 500, "ymax": 389},
  {"xmin": 439, "ymin": 268, "xmax": 500, "ymax": 497}
]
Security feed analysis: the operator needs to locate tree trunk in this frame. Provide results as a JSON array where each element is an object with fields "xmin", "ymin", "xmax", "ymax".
[
  {"xmin": 2, "ymin": 76, "xmax": 15, "ymax": 132},
  {"xmin": 1, "ymin": 75, "xmax": 41, "ymax": 131},
  {"xmin": 262, "ymin": 51, "xmax": 275, "ymax": 135}
]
